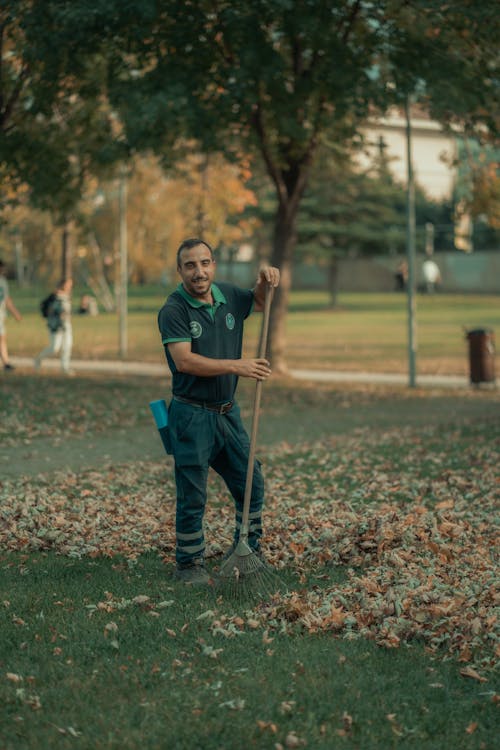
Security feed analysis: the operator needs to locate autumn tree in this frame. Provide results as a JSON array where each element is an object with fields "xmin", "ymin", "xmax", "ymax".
[
  {"xmin": 83, "ymin": 152, "xmax": 258, "ymax": 287},
  {"xmin": 0, "ymin": 1, "xmax": 124, "ymax": 276}
]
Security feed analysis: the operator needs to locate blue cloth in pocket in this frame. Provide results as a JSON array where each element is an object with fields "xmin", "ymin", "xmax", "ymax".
[{"xmin": 149, "ymin": 399, "xmax": 172, "ymax": 454}]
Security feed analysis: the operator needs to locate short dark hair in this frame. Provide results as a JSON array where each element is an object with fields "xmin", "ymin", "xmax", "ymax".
[{"xmin": 176, "ymin": 238, "xmax": 214, "ymax": 267}]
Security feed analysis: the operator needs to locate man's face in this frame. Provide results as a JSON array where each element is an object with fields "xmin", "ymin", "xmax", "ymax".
[{"xmin": 177, "ymin": 243, "xmax": 216, "ymax": 300}]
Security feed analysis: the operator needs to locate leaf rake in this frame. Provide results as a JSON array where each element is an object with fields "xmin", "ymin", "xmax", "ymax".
[{"xmin": 217, "ymin": 283, "xmax": 281, "ymax": 598}]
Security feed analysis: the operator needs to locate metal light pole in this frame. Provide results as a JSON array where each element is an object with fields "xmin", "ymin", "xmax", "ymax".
[
  {"xmin": 12, "ymin": 230, "xmax": 25, "ymax": 286},
  {"xmin": 405, "ymin": 96, "xmax": 417, "ymax": 387},
  {"xmin": 118, "ymin": 166, "xmax": 128, "ymax": 358}
]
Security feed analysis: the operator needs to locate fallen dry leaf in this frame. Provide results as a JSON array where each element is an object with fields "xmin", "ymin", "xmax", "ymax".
[
  {"xmin": 460, "ymin": 666, "xmax": 487, "ymax": 683},
  {"xmin": 6, "ymin": 673, "xmax": 23, "ymax": 683},
  {"xmin": 285, "ymin": 731, "xmax": 306, "ymax": 748}
]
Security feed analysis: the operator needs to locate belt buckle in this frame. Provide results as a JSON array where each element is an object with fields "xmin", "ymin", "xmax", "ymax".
[{"xmin": 220, "ymin": 401, "xmax": 231, "ymax": 414}]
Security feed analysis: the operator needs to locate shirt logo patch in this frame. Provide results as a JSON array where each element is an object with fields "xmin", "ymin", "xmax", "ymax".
[
  {"xmin": 189, "ymin": 320, "xmax": 203, "ymax": 339},
  {"xmin": 225, "ymin": 313, "xmax": 235, "ymax": 330}
]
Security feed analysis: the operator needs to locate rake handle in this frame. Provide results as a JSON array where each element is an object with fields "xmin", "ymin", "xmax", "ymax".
[{"xmin": 240, "ymin": 283, "xmax": 274, "ymax": 539}]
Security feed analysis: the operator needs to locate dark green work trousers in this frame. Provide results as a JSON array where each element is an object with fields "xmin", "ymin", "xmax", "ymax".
[{"xmin": 169, "ymin": 399, "xmax": 264, "ymax": 566}]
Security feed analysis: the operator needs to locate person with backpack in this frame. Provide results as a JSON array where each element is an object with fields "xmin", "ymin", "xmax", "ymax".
[
  {"xmin": 34, "ymin": 278, "xmax": 74, "ymax": 375},
  {"xmin": 0, "ymin": 259, "xmax": 22, "ymax": 371}
]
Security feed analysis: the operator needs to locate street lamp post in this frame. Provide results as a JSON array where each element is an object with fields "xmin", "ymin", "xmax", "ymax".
[
  {"xmin": 405, "ymin": 96, "xmax": 417, "ymax": 388},
  {"xmin": 118, "ymin": 166, "xmax": 128, "ymax": 358}
]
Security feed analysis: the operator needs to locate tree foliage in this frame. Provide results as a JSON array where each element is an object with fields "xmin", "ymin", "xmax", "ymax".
[
  {"xmin": 0, "ymin": 0, "xmax": 127, "ymax": 282},
  {"xmin": 2, "ymin": 1, "xmax": 498, "ymax": 368}
]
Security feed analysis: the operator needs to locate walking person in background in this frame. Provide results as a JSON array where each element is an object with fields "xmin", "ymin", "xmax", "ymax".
[
  {"xmin": 0, "ymin": 259, "xmax": 22, "ymax": 372},
  {"xmin": 34, "ymin": 278, "xmax": 74, "ymax": 375},
  {"xmin": 158, "ymin": 238, "xmax": 280, "ymax": 585}
]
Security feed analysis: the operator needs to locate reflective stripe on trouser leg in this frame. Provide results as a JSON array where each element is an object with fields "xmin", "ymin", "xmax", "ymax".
[{"xmin": 174, "ymin": 465, "xmax": 208, "ymax": 565}]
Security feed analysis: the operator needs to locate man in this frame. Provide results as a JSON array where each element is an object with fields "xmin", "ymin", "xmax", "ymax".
[
  {"xmin": 34, "ymin": 278, "xmax": 74, "ymax": 375},
  {"xmin": 158, "ymin": 238, "xmax": 280, "ymax": 585},
  {"xmin": 0, "ymin": 259, "xmax": 22, "ymax": 371}
]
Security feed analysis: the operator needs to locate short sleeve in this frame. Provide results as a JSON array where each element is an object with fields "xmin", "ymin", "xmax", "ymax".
[
  {"xmin": 0, "ymin": 278, "xmax": 9, "ymax": 302},
  {"xmin": 158, "ymin": 299, "xmax": 191, "ymax": 345}
]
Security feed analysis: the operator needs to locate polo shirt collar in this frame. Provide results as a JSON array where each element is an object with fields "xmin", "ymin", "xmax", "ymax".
[{"xmin": 177, "ymin": 283, "xmax": 227, "ymax": 308}]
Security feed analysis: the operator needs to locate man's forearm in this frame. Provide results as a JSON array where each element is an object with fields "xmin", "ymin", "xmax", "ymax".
[
  {"xmin": 171, "ymin": 349, "xmax": 271, "ymax": 381},
  {"xmin": 6, "ymin": 298, "xmax": 21, "ymax": 320},
  {"xmin": 174, "ymin": 351, "xmax": 239, "ymax": 377}
]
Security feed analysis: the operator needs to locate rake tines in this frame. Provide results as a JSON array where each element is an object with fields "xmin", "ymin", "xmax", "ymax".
[{"xmin": 216, "ymin": 539, "xmax": 281, "ymax": 599}]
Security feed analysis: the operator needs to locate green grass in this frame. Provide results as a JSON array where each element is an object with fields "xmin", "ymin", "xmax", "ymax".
[
  {"xmin": 6, "ymin": 286, "xmax": 500, "ymax": 373},
  {"xmin": 0, "ymin": 553, "xmax": 497, "ymax": 750},
  {"xmin": 0, "ymin": 373, "xmax": 499, "ymax": 749}
]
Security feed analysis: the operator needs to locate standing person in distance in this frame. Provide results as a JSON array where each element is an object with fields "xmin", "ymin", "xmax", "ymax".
[
  {"xmin": 0, "ymin": 259, "xmax": 22, "ymax": 372},
  {"xmin": 35, "ymin": 278, "xmax": 74, "ymax": 375},
  {"xmin": 422, "ymin": 257, "xmax": 441, "ymax": 294},
  {"xmin": 158, "ymin": 238, "xmax": 280, "ymax": 585}
]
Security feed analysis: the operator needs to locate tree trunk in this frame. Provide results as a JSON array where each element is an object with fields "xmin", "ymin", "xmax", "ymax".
[
  {"xmin": 327, "ymin": 256, "xmax": 340, "ymax": 308},
  {"xmin": 61, "ymin": 221, "xmax": 73, "ymax": 279},
  {"xmin": 268, "ymin": 203, "xmax": 298, "ymax": 374},
  {"xmin": 252, "ymin": 115, "xmax": 318, "ymax": 371},
  {"xmin": 87, "ymin": 233, "xmax": 116, "ymax": 311},
  {"xmin": 14, "ymin": 236, "xmax": 26, "ymax": 287}
]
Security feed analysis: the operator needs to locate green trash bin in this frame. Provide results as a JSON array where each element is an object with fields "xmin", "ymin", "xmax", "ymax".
[{"xmin": 465, "ymin": 328, "xmax": 495, "ymax": 385}]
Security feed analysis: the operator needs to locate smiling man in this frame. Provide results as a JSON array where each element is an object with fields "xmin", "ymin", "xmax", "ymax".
[{"xmin": 157, "ymin": 238, "xmax": 280, "ymax": 584}]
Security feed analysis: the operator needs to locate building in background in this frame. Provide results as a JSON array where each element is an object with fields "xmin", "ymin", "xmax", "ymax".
[{"xmin": 363, "ymin": 105, "xmax": 457, "ymax": 201}]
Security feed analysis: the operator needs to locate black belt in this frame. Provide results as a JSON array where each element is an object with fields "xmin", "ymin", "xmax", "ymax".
[{"xmin": 174, "ymin": 396, "xmax": 233, "ymax": 415}]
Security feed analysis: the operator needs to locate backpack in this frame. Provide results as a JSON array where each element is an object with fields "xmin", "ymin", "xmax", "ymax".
[
  {"xmin": 41, "ymin": 293, "xmax": 64, "ymax": 331},
  {"xmin": 40, "ymin": 293, "xmax": 57, "ymax": 318}
]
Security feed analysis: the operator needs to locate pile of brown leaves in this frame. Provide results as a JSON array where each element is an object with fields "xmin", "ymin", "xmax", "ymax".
[{"xmin": 0, "ymin": 425, "xmax": 498, "ymax": 676}]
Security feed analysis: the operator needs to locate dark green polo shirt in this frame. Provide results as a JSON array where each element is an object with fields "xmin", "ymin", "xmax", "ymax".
[{"xmin": 158, "ymin": 282, "xmax": 254, "ymax": 403}]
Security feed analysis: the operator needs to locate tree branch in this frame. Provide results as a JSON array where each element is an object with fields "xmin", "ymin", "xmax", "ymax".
[
  {"xmin": 250, "ymin": 97, "xmax": 287, "ymax": 206},
  {"xmin": 340, "ymin": 0, "xmax": 362, "ymax": 44},
  {"xmin": 209, "ymin": 0, "xmax": 236, "ymax": 66},
  {"xmin": 0, "ymin": 65, "xmax": 29, "ymax": 131}
]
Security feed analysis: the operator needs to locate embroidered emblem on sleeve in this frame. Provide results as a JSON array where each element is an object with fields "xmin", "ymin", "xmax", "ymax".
[{"xmin": 189, "ymin": 320, "xmax": 203, "ymax": 338}]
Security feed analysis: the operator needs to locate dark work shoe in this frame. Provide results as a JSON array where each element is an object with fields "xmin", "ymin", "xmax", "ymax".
[
  {"xmin": 4, "ymin": 363, "xmax": 15, "ymax": 371},
  {"xmin": 174, "ymin": 559, "xmax": 210, "ymax": 585}
]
